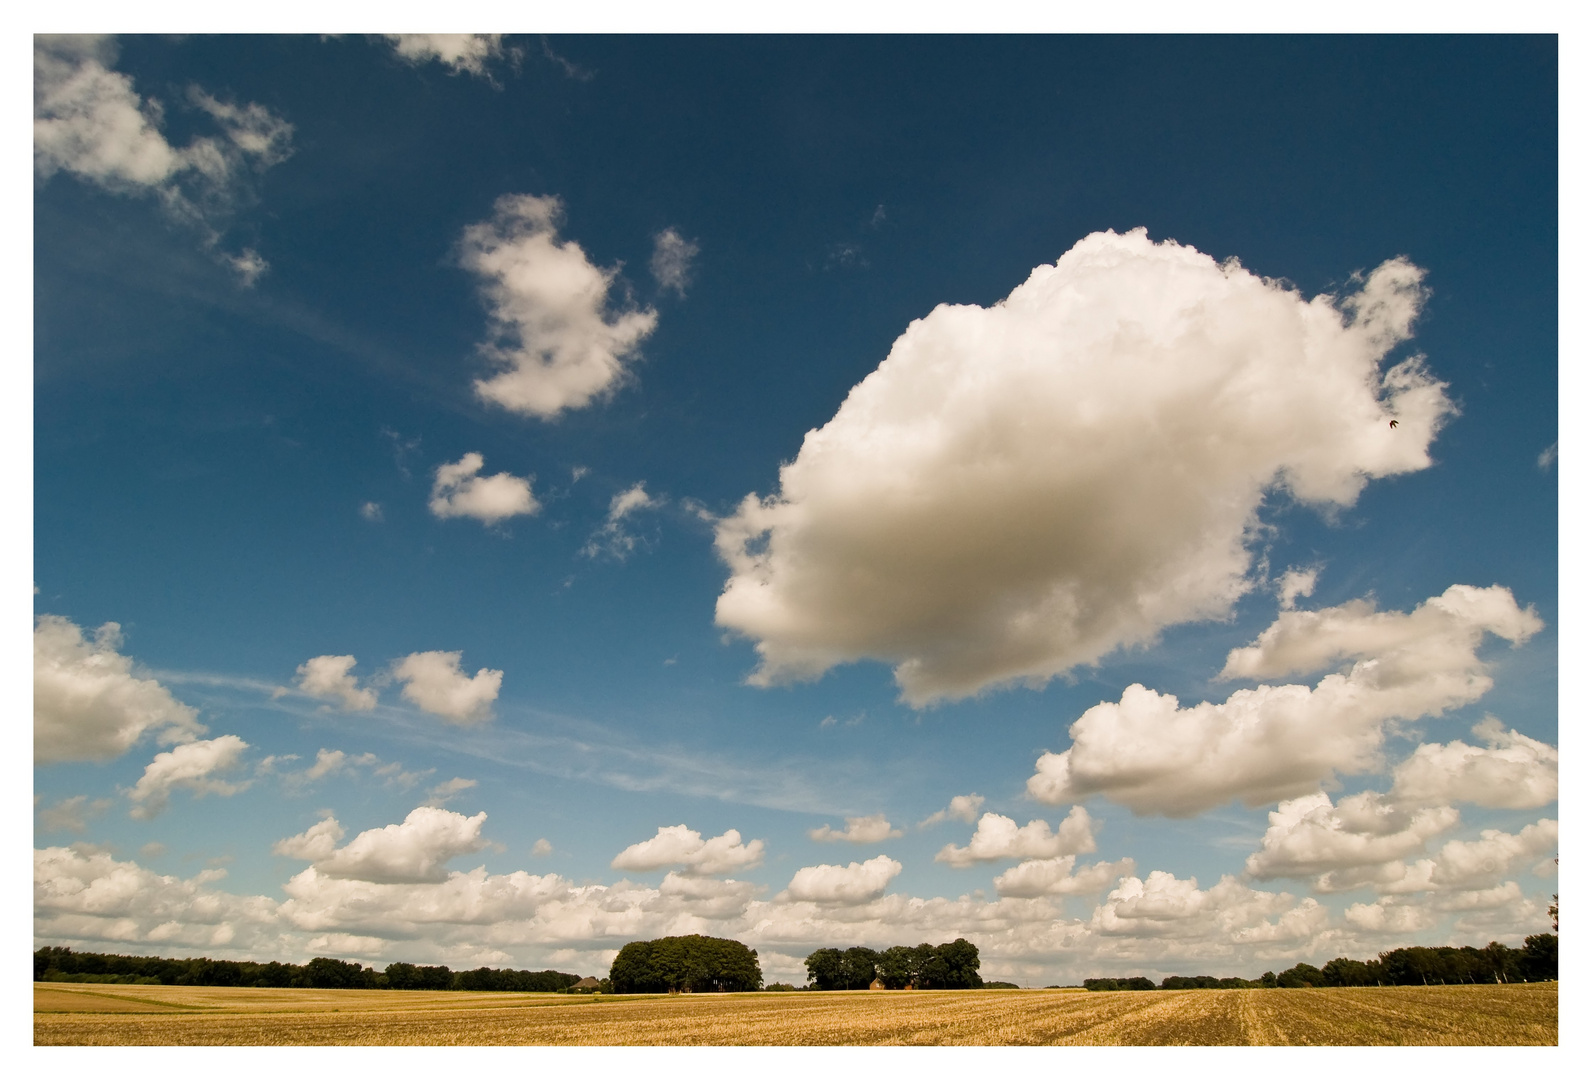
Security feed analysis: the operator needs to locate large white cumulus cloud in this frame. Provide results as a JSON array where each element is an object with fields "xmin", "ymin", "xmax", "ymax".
[
  {"xmin": 34, "ymin": 615, "xmax": 205, "ymax": 764},
  {"xmin": 1028, "ymin": 585, "xmax": 1540, "ymax": 816},
  {"xmin": 714, "ymin": 229, "xmax": 1452, "ymax": 705},
  {"xmin": 460, "ymin": 194, "xmax": 657, "ymax": 418}
]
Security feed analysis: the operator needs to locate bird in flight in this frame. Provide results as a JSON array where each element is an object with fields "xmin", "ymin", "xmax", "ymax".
[{"xmin": 1389, "ymin": 419, "xmax": 1399, "ymax": 429}]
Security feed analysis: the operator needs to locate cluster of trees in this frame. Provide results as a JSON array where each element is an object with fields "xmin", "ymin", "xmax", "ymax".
[
  {"xmin": 34, "ymin": 947, "xmax": 584, "ymax": 992},
  {"xmin": 607, "ymin": 935, "xmax": 764, "ymax": 993},
  {"xmin": 804, "ymin": 939, "xmax": 982, "ymax": 990},
  {"xmin": 1082, "ymin": 935, "xmax": 1559, "ymax": 991}
]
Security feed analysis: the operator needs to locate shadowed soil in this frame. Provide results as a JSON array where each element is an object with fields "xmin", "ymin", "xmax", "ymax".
[{"xmin": 34, "ymin": 982, "xmax": 1557, "ymax": 1046}]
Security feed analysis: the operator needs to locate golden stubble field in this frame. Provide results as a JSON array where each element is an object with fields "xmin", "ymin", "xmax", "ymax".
[{"xmin": 34, "ymin": 981, "xmax": 1556, "ymax": 1046}]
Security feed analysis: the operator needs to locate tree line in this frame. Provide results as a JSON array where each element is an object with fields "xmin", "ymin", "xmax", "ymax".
[
  {"xmin": 34, "ymin": 947, "xmax": 585, "ymax": 992},
  {"xmin": 607, "ymin": 935, "xmax": 763, "ymax": 993},
  {"xmin": 1082, "ymin": 935, "xmax": 1558, "ymax": 990},
  {"xmin": 803, "ymin": 939, "xmax": 982, "ymax": 990}
]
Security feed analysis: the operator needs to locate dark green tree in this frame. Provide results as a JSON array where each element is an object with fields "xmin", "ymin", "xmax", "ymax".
[
  {"xmin": 304, "ymin": 957, "xmax": 375, "ymax": 989},
  {"xmin": 912, "ymin": 943, "xmax": 950, "ymax": 988},
  {"xmin": 804, "ymin": 947, "xmax": 844, "ymax": 991},
  {"xmin": 1521, "ymin": 934, "xmax": 1557, "ymax": 982},
  {"xmin": 874, "ymin": 945, "xmax": 917, "ymax": 990},
  {"xmin": 1274, "ymin": 962, "xmax": 1325, "ymax": 988},
  {"xmin": 838, "ymin": 946, "xmax": 880, "ymax": 989},
  {"xmin": 1321, "ymin": 958, "xmax": 1375, "ymax": 987},
  {"xmin": 937, "ymin": 938, "xmax": 983, "ymax": 989},
  {"xmin": 608, "ymin": 935, "xmax": 763, "ymax": 993}
]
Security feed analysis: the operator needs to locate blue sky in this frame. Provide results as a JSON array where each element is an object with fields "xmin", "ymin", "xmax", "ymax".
[{"xmin": 32, "ymin": 32, "xmax": 1559, "ymax": 986}]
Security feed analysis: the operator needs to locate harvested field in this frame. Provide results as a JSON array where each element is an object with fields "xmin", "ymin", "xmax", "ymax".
[{"xmin": 34, "ymin": 982, "xmax": 1556, "ymax": 1046}]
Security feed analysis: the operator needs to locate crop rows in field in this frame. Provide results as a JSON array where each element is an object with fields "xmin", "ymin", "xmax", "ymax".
[{"xmin": 34, "ymin": 982, "xmax": 1557, "ymax": 1046}]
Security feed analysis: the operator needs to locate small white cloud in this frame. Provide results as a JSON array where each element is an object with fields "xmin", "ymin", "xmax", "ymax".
[
  {"xmin": 918, "ymin": 793, "xmax": 985, "ymax": 829},
  {"xmin": 530, "ymin": 838, "xmax": 553, "ymax": 857},
  {"xmin": 300, "ymin": 807, "xmax": 491, "ymax": 885},
  {"xmin": 360, "ymin": 501, "xmax": 384, "ymax": 522},
  {"xmin": 1537, "ymin": 441, "xmax": 1557, "ymax": 470},
  {"xmin": 610, "ymin": 824, "xmax": 765, "ymax": 876},
  {"xmin": 461, "ymin": 193, "xmax": 658, "ymax": 418},
  {"xmin": 935, "ymin": 808, "xmax": 1096, "ymax": 868},
  {"xmin": 38, "ymin": 795, "xmax": 114, "ymax": 833},
  {"xmin": 293, "ymin": 655, "xmax": 378, "ymax": 712},
  {"xmin": 713, "ymin": 230, "xmax": 1453, "ymax": 706},
  {"xmin": 382, "ymin": 34, "xmax": 510, "ymax": 77},
  {"xmin": 302, "ymin": 748, "xmax": 350, "ymax": 781},
  {"xmin": 222, "ymin": 247, "xmax": 269, "ymax": 286},
  {"xmin": 139, "ymin": 842, "xmax": 166, "ymax": 859},
  {"xmin": 1029, "ymin": 585, "xmax": 1543, "ymax": 816},
  {"xmin": 650, "ymin": 227, "xmax": 699, "ymax": 297},
  {"xmin": 808, "ymin": 814, "xmax": 902, "ymax": 844},
  {"xmin": 425, "ymin": 777, "xmax": 478, "ymax": 807},
  {"xmin": 994, "ymin": 856, "xmax": 1136, "ymax": 899},
  {"xmin": 272, "ymin": 815, "xmax": 346, "ymax": 862},
  {"xmin": 785, "ymin": 855, "xmax": 901, "ymax": 904},
  {"xmin": 127, "ymin": 734, "xmax": 251, "ymax": 819},
  {"xmin": 582, "ymin": 482, "xmax": 663, "ymax": 560},
  {"xmin": 1390, "ymin": 717, "xmax": 1557, "ymax": 809},
  {"xmin": 429, "ymin": 452, "xmax": 539, "ymax": 526},
  {"xmin": 1275, "ymin": 566, "xmax": 1320, "ymax": 610},
  {"xmin": 34, "ymin": 615, "xmax": 205, "ymax": 764},
  {"xmin": 391, "ymin": 650, "xmax": 503, "ymax": 725}
]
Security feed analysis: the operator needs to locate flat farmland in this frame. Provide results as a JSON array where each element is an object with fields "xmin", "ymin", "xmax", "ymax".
[{"xmin": 34, "ymin": 982, "xmax": 1555, "ymax": 1046}]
